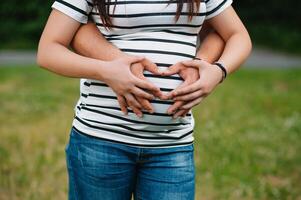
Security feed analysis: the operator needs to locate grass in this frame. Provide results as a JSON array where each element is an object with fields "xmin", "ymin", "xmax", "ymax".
[{"xmin": 0, "ymin": 66, "xmax": 300, "ymax": 200}]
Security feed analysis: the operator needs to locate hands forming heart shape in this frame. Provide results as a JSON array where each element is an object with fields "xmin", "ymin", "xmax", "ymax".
[
  {"xmin": 130, "ymin": 58, "xmax": 199, "ymax": 119},
  {"xmin": 105, "ymin": 54, "xmax": 223, "ymax": 119}
]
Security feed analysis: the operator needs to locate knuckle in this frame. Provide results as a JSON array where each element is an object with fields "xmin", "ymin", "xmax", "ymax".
[
  {"xmin": 197, "ymin": 90, "xmax": 203, "ymax": 96},
  {"xmin": 202, "ymin": 87, "xmax": 210, "ymax": 94},
  {"xmin": 141, "ymin": 102, "xmax": 148, "ymax": 107},
  {"xmin": 129, "ymin": 87, "xmax": 134, "ymax": 93},
  {"xmin": 127, "ymin": 99, "xmax": 134, "ymax": 105},
  {"xmin": 135, "ymin": 90, "xmax": 143, "ymax": 96}
]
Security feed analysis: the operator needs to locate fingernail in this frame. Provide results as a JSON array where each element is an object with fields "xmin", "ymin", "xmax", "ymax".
[
  {"xmin": 137, "ymin": 113, "xmax": 143, "ymax": 118},
  {"xmin": 164, "ymin": 95, "xmax": 170, "ymax": 100}
]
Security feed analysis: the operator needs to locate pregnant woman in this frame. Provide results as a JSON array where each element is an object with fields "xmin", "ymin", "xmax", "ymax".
[{"xmin": 37, "ymin": 0, "xmax": 252, "ymax": 199}]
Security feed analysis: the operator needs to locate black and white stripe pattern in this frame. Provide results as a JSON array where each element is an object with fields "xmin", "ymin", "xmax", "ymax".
[{"xmin": 52, "ymin": 0, "xmax": 232, "ymax": 148}]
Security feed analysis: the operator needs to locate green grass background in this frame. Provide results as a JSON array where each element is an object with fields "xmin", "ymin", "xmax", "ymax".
[{"xmin": 0, "ymin": 66, "xmax": 300, "ymax": 200}]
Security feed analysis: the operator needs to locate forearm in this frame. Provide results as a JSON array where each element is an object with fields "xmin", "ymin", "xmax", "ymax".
[
  {"xmin": 217, "ymin": 31, "xmax": 252, "ymax": 74},
  {"xmin": 208, "ymin": 7, "xmax": 252, "ymax": 74},
  {"xmin": 195, "ymin": 31, "xmax": 225, "ymax": 63},
  {"xmin": 72, "ymin": 22, "xmax": 124, "ymax": 60},
  {"xmin": 36, "ymin": 10, "xmax": 110, "ymax": 81},
  {"xmin": 37, "ymin": 42, "xmax": 106, "ymax": 81}
]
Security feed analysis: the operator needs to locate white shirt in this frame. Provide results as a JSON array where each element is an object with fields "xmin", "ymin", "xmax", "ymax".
[{"xmin": 52, "ymin": 0, "xmax": 233, "ymax": 148}]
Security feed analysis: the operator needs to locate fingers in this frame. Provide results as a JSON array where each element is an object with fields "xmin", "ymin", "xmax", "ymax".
[
  {"xmin": 171, "ymin": 81, "xmax": 202, "ymax": 97},
  {"xmin": 131, "ymin": 63, "xmax": 163, "ymax": 98},
  {"xmin": 131, "ymin": 63, "xmax": 145, "ymax": 78},
  {"xmin": 181, "ymin": 97, "xmax": 204, "ymax": 110},
  {"xmin": 137, "ymin": 97, "xmax": 154, "ymax": 113},
  {"xmin": 142, "ymin": 59, "xmax": 161, "ymax": 75},
  {"xmin": 180, "ymin": 109, "xmax": 190, "ymax": 117},
  {"xmin": 161, "ymin": 63, "xmax": 182, "ymax": 76},
  {"xmin": 124, "ymin": 93, "xmax": 143, "ymax": 118},
  {"xmin": 131, "ymin": 87, "xmax": 155, "ymax": 100},
  {"xmin": 174, "ymin": 89, "xmax": 204, "ymax": 101},
  {"xmin": 133, "ymin": 76, "xmax": 161, "ymax": 94},
  {"xmin": 167, "ymin": 101, "xmax": 185, "ymax": 115},
  {"xmin": 173, "ymin": 109, "xmax": 188, "ymax": 119},
  {"xmin": 117, "ymin": 95, "xmax": 128, "ymax": 115},
  {"xmin": 162, "ymin": 79, "xmax": 191, "ymax": 100}
]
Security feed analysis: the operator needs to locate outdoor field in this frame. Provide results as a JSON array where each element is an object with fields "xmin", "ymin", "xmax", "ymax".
[{"xmin": 0, "ymin": 66, "xmax": 300, "ymax": 200}]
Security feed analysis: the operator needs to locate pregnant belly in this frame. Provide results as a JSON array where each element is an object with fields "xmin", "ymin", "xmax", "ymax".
[
  {"xmin": 79, "ymin": 36, "xmax": 196, "ymax": 126},
  {"xmin": 82, "ymin": 76, "xmax": 183, "ymax": 116},
  {"xmin": 78, "ymin": 76, "xmax": 194, "ymax": 131}
]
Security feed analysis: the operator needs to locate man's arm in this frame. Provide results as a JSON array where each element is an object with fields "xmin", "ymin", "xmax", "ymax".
[
  {"xmin": 196, "ymin": 22, "xmax": 225, "ymax": 63},
  {"xmin": 72, "ymin": 22, "xmax": 225, "ymax": 63},
  {"xmin": 71, "ymin": 22, "xmax": 226, "ymax": 118},
  {"xmin": 71, "ymin": 22, "xmax": 163, "ymax": 117},
  {"xmin": 71, "ymin": 22, "xmax": 125, "ymax": 60}
]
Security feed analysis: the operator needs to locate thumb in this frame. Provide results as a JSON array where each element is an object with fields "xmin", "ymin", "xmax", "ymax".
[
  {"xmin": 181, "ymin": 60, "xmax": 201, "ymax": 69},
  {"xmin": 133, "ymin": 69, "xmax": 147, "ymax": 80},
  {"xmin": 161, "ymin": 63, "xmax": 181, "ymax": 76},
  {"xmin": 143, "ymin": 59, "xmax": 161, "ymax": 75},
  {"xmin": 126, "ymin": 55, "xmax": 145, "ymax": 64}
]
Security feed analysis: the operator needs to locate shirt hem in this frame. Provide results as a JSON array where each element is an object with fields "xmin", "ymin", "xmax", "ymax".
[{"xmin": 71, "ymin": 126, "xmax": 194, "ymax": 149}]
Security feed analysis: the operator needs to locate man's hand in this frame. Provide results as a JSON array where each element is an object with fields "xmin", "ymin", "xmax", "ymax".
[
  {"xmin": 166, "ymin": 59, "xmax": 223, "ymax": 111},
  {"xmin": 101, "ymin": 55, "xmax": 162, "ymax": 118},
  {"xmin": 161, "ymin": 62, "xmax": 199, "ymax": 118},
  {"xmin": 116, "ymin": 55, "xmax": 163, "ymax": 117}
]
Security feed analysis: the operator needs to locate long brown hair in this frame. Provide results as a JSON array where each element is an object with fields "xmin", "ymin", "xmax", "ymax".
[{"xmin": 93, "ymin": 0, "xmax": 201, "ymax": 30}]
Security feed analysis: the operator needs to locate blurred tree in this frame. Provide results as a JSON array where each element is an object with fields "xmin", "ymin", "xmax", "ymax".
[
  {"xmin": 0, "ymin": 0, "xmax": 300, "ymax": 53},
  {"xmin": 0, "ymin": 0, "xmax": 53, "ymax": 49},
  {"xmin": 234, "ymin": 0, "xmax": 301, "ymax": 54}
]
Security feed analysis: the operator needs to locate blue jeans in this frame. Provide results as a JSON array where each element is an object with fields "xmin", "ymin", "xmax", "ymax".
[{"xmin": 66, "ymin": 127, "xmax": 195, "ymax": 200}]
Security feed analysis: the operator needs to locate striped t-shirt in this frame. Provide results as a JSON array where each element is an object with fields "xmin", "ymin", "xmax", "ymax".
[{"xmin": 52, "ymin": 0, "xmax": 232, "ymax": 148}]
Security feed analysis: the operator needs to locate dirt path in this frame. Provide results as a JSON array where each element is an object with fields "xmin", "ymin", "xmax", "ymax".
[{"xmin": 1, "ymin": 48, "xmax": 301, "ymax": 68}]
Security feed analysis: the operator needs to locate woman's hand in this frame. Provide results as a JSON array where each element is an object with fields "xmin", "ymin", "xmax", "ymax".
[
  {"xmin": 100, "ymin": 55, "xmax": 161, "ymax": 117},
  {"xmin": 161, "ymin": 62, "xmax": 199, "ymax": 118},
  {"xmin": 166, "ymin": 59, "xmax": 223, "ymax": 111}
]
